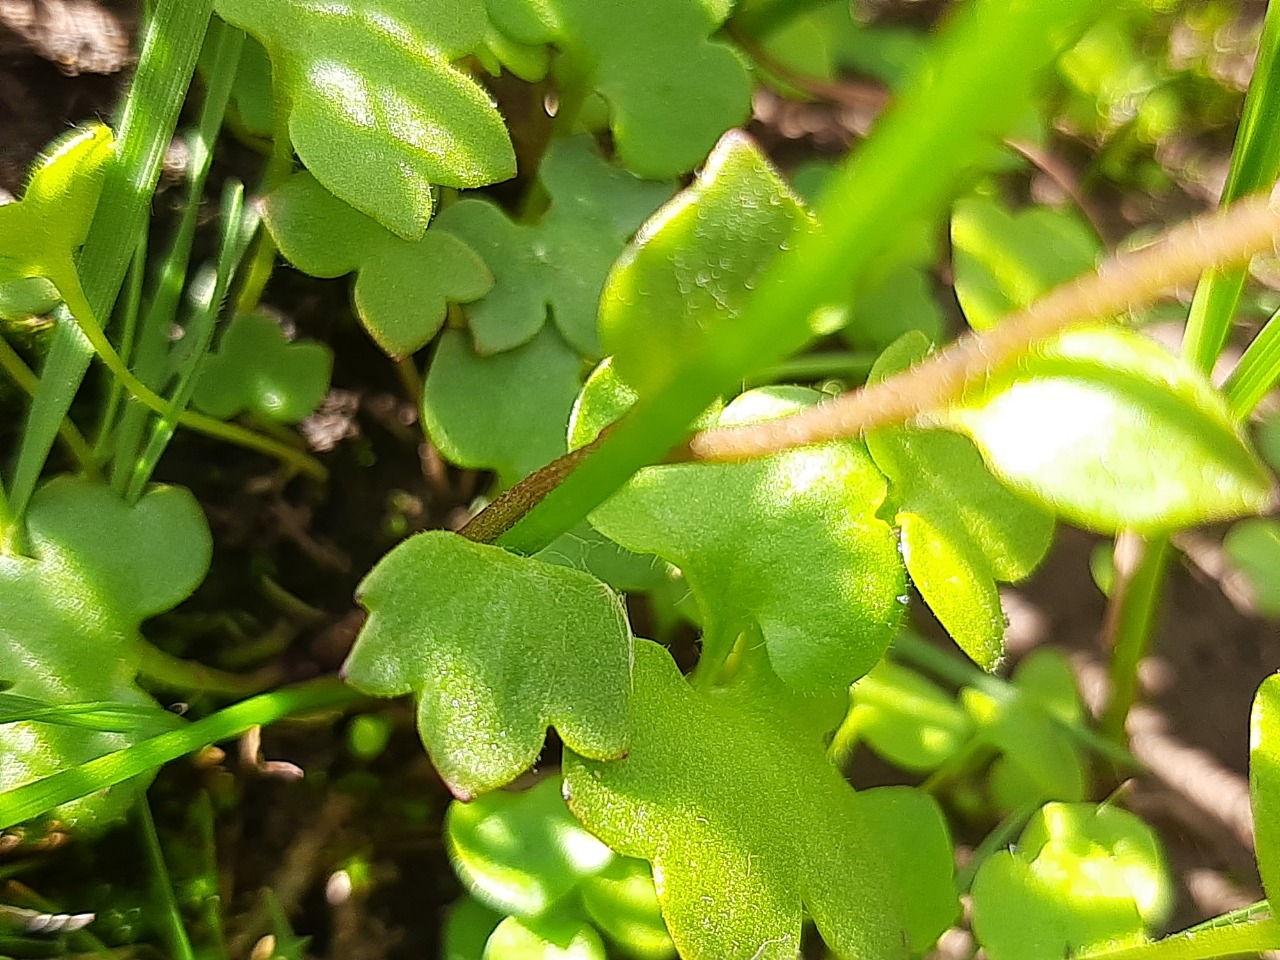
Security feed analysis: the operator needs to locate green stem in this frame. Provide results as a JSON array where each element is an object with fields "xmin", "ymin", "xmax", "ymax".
[
  {"xmin": 1099, "ymin": 533, "xmax": 1172, "ymax": 743},
  {"xmin": 1074, "ymin": 916, "xmax": 1280, "ymax": 960},
  {"xmin": 94, "ymin": 232, "xmax": 147, "ymax": 460},
  {"xmin": 134, "ymin": 642, "xmax": 279, "ymax": 698},
  {"xmin": 891, "ymin": 632, "xmax": 1136, "ymax": 769},
  {"xmin": 235, "ymin": 81, "xmax": 295, "ymax": 314},
  {"xmin": 954, "ymin": 802, "xmax": 1039, "ymax": 893},
  {"xmin": 0, "ymin": 479, "xmax": 13, "ymax": 557},
  {"xmin": 138, "ymin": 799, "xmax": 196, "ymax": 960},
  {"xmin": 0, "ymin": 335, "xmax": 96, "ymax": 475},
  {"xmin": 0, "ymin": 678, "xmax": 363, "ymax": 830}
]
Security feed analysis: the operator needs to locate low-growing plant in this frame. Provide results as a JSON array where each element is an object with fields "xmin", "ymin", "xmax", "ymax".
[{"xmin": 2, "ymin": 1, "xmax": 1280, "ymax": 958}]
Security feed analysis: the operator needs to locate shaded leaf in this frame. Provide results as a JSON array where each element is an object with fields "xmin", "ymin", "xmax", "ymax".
[
  {"xmin": 944, "ymin": 326, "xmax": 1274, "ymax": 533},
  {"xmin": 599, "ymin": 132, "xmax": 815, "ymax": 396},
  {"xmin": 842, "ymin": 264, "xmax": 944, "ymax": 351},
  {"xmin": 214, "ymin": 0, "xmax": 516, "ymax": 238},
  {"xmin": 1250, "ymin": 673, "xmax": 1280, "ymax": 904},
  {"xmin": 571, "ymin": 363, "xmax": 904, "ymax": 696},
  {"xmin": 343, "ymin": 531, "xmax": 633, "ymax": 798},
  {"xmin": 848, "ymin": 659, "xmax": 973, "ymax": 773},
  {"xmin": 971, "ymin": 802, "xmax": 1173, "ymax": 960},
  {"xmin": 869, "ymin": 333, "xmax": 1053, "ymax": 668},
  {"xmin": 444, "ymin": 897, "xmax": 505, "ymax": 960},
  {"xmin": 263, "ymin": 172, "xmax": 492, "ymax": 357},
  {"xmin": 433, "ymin": 137, "xmax": 674, "ymax": 356},
  {"xmin": 579, "ymin": 858, "xmax": 676, "ymax": 960},
  {"xmin": 422, "ymin": 327, "xmax": 583, "ymax": 487},
  {"xmin": 0, "ymin": 478, "xmax": 210, "ymax": 832},
  {"xmin": 535, "ymin": 521, "xmax": 666, "ymax": 594},
  {"xmin": 193, "ymin": 312, "xmax": 332, "ymax": 423},
  {"xmin": 951, "ymin": 195, "xmax": 1100, "ymax": 331},
  {"xmin": 445, "ymin": 778, "xmax": 613, "ymax": 917},
  {"xmin": 563, "ymin": 640, "xmax": 956, "ymax": 960}
]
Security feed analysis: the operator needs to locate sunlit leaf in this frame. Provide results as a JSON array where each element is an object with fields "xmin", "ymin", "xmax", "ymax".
[
  {"xmin": 944, "ymin": 326, "xmax": 1274, "ymax": 533},
  {"xmin": 342, "ymin": 531, "xmax": 633, "ymax": 798},
  {"xmin": 433, "ymin": 137, "xmax": 673, "ymax": 356},
  {"xmin": 580, "ymin": 857, "xmax": 676, "ymax": 960},
  {"xmin": 1250, "ymin": 673, "xmax": 1280, "ymax": 904},
  {"xmin": 971, "ymin": 802, "xmax": 1173, "ymax": 960},
  {"xmin": 263, "ymin": 172, "xmax": 492, "ymax": 357},
  {"xmin": 951, "ymin": 194, "xmax": 1100, "ymax": 331},
  {"xmin": 214, "ymin": 0, "xmax": 515, "ymax": 237},
  {"xmin": 869, "ymin": 333, "xmax": 1053, "ymax": 668},
  {"xmin": 485, "ymin": 913, "xmax": 608, "ymax": 960},
  {"xmin": 563, "ymin": 640, "xmax": 957, "ymax": 960},
  {"xmin": 571, "ymin": 363, "xmax": 904, "ymax": 696},
  {"xmin": 193, "ymin": 312, "xmax": 332, "ymax": 423},
  {"xmin": 0, "ymin": 478, "xmax": 210, "ymax": 833},
  {"xmin": 848, "ymin": 659, "xmax": 973, "ymax": 773},
  {"xmin": 422, "ymin": 327, "xmax": 582, "ymax": 486},
  {"xmin": 599, "ymin": 133, "xmax": 815, "ymax": 396}
]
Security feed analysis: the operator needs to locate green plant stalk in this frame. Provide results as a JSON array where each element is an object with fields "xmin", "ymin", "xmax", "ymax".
[
  {"xmin": 1073, "ymin": 916, "xmax": 1280, "ymax": 960},
  {"xmin": 1099, "ymin": 533, "xmax": 1172, "ymax": 742},
  {"xmin": 0, "ymin": 477, "xmax": 13, "ymax": 556},
  {"xmin": 9, "ymin": 0, "xmax": 215, "ymax": 518},
  {"xmin": 954, "ymin": 801, "xmax": 1039, "ymax": 893},
  {"xmin": 93, "ymin": 231, "xmax": 146, "ymax": 461},
  {"xmin": 135, "ymin": 641, "xmax": 278, "ymax": 697},
  {"xmin": 890, "ymin": 632, "xmax": 1137, "ymax": 769},
  {"xmin": 234, "ymin": 78, "xmax": 297, "ymax": 314},
  {"xmin": 1224, "ymin": 304, "xmax": 1280, "ymax": 416},
  {"xmin": 138, "ymin": 799, "xmax": 196, "ymax": 960},
  {"xmin": 1094, "ymin": 0, "xmax": 1280, "ymax": 744},
  {"xmin": 0, "ymin": 334, "xmax": 96, "ymax": 475},
  {"xmin": 0, "ymin": 679, "xmax": 362, "ymax": 830},
  {"xmin": 496, "ymin": 0, "xmax": 1109, "ymax": 555}
]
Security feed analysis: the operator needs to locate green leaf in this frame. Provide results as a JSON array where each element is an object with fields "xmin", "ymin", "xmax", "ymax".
[
  {"xmin": 944, "ymin": 325, "xmax": 1275, "ymax": 533},
  {"xmin": 445, "ymin": 897, "xmax": 505, "ymax": 960},
  {"xmin": 564, "ymin": 640, "xmax": 957, "ymax": 960},
  {"xmin": 599, "ymin": 132, "xmax": 816, "ymax": 396},
  {"xmin": 579, "ymin": 858, "xmax": 675, "ymax": 960},
  {"xmin": 869, "ymin": 333, "xmax": 1053, "ymax": 668},
  {"xmin": 433, "ymin": 137, "xmax": 674, "ymax": 357},
  {"xmin": 342, "ymin": 530, "xmax": 633, "ymax": 798},
  {"xmin": 571, "ymin": 363, "xmax": 904, "ymax": 696},
  {"xmin": 848, "ymin": 660, "xmax": 973, "ymax": 773},
  {"xmin": 0, "ymin": 123, "xmax": 113, "ymax": 290},
  {"xmin": 535, "ymin": 521, "xmax": 666, "ymax": 594},
  {"xmin": 971, "ymin": 802, "xmax": 1173, "ymax": 960},
  {"xmin": 1224, "ymin": 520, "xmax": 1280, "ymax": 618},
  {"xmin": 0, "ymin": 477, "xmax": 210, "ymax": 833},
  {"xmin": 422, "ymin": 327, "xmax": 583, "ymax": 487},
  {"xmin": 484, "ymin": 914, "xmax": 608, "ymax": 960},
  {"xmin": 962, "ymin": 650, "xmax": 1086, "ymax": 812},
  {"xmin": 951, "ymin": 194, "xmax": 1100, "ymax": 331},
  {"xmin": 491, "ymin": 0, "xmax": 750, "ymax": 177},
  {"xmin": 1250, "ymin": 673, "xmax": 1280, "ymax": 905},
  {"xmin": 193, "ymin": 312, "xmax": 332, "ymax": 423},
  {"xmin": 842, "ymin": 264, "xmax": 944, "ymax": 351},
  {"xmin": 263, "ymin": 172, "xmax": 493, "ymax": 357},
  {"xmin": 446, "ymin": 778, "xmax": 613, "ymax": 917},
  {"xmin": 213, "ymin": 0, "xmax": 516, "ymax": 238}
]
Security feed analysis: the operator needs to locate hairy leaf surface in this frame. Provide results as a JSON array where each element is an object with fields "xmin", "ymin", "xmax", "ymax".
[
  {"xmin": 571, "ymin": 363, "xmax": 903, "ymax": 696},
  {"xmin": 0, "ymin": 478, "xmax": 210, "ymax": 832},
  {"xmin": 563, "ymin": 640, "xmax": 957, "ymax": 960},
  {"xmin": 944, "ymin": 326, "xmax": 1274, "ymax": 532},
  {"xmin": 433, "ymin": 137, "xmax": 673, "ymax": 356},
  {"xmin": 263, "ymin": 172, "xmax": 492, "ymax": 357},
  {"xmin": 214, "ymin": 0, "xmax": 516, "ymax": 237},
  {"xmin": 869, "ymin": 333, "xmax": 1053, "ymax": 668},
  {"xmin": 343, "ymin": 531, "xmax": 633, "ymax": 798}
]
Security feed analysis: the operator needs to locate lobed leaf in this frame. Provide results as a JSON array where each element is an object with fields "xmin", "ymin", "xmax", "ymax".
[
  {"xmin": 214, "ymin": 0, "xmax": 516, "ymax": 238},
  {"xmin": 342, "ymin": 531, "xmax": 633, "ymax": 799},
  {"xmin": 571, "ymin": 363, "xmax": 904, "ymax": 696},
  {"xmin": 422, "ymin": 327, "xmax": 583, "ymax": 487},
  {"xmin": 0, "ymin": 478, "xmax": 210, "ymax": 833},
  {"xmin": 869, "ymin": 333, "xmax": 1054, "ymax": 668},
  {"xmin": 563, "ymin": 640, "xmax": 958, "ymax": 960},
  {"xmin": 599, "ymin": 132, "xmax": 815, "ymax": 396},
  {"xmin": 193, "ymin": 312, "xmax": 332, "ymax": 423},
  {"xmin": 944, "ymin": 326, "xmax": 1274, "ymax": 533},
  {"xmin": 263, "ymin": 172, "xmax": 492, "ymax": 358},
  {"xmin": 971, "ymin": 802, "xmax": 1173, "ymax": 960},
  {"xmin": 433, "ymin": 137, "xmax": 674, "ymax": 357},
  {"xmin": 1250, "ymin": 673, "xmax": 1280, "ymax": 904}
]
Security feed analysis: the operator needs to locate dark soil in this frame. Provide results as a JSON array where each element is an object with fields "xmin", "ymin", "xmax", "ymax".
[{"xmin": 1, "ymin": 1, "xmax": 1277, "ymax": 958}]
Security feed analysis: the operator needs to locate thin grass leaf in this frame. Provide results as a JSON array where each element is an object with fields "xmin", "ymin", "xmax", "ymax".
[{"xmin": 1225, "ymin": 305, "xmax": 1280, "ymax": 417}]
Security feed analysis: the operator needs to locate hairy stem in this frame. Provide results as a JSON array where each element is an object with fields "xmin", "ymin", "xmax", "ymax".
[{"xmin": 684, "ymin": 191, "xmax": 1280, "ymax": 462}]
